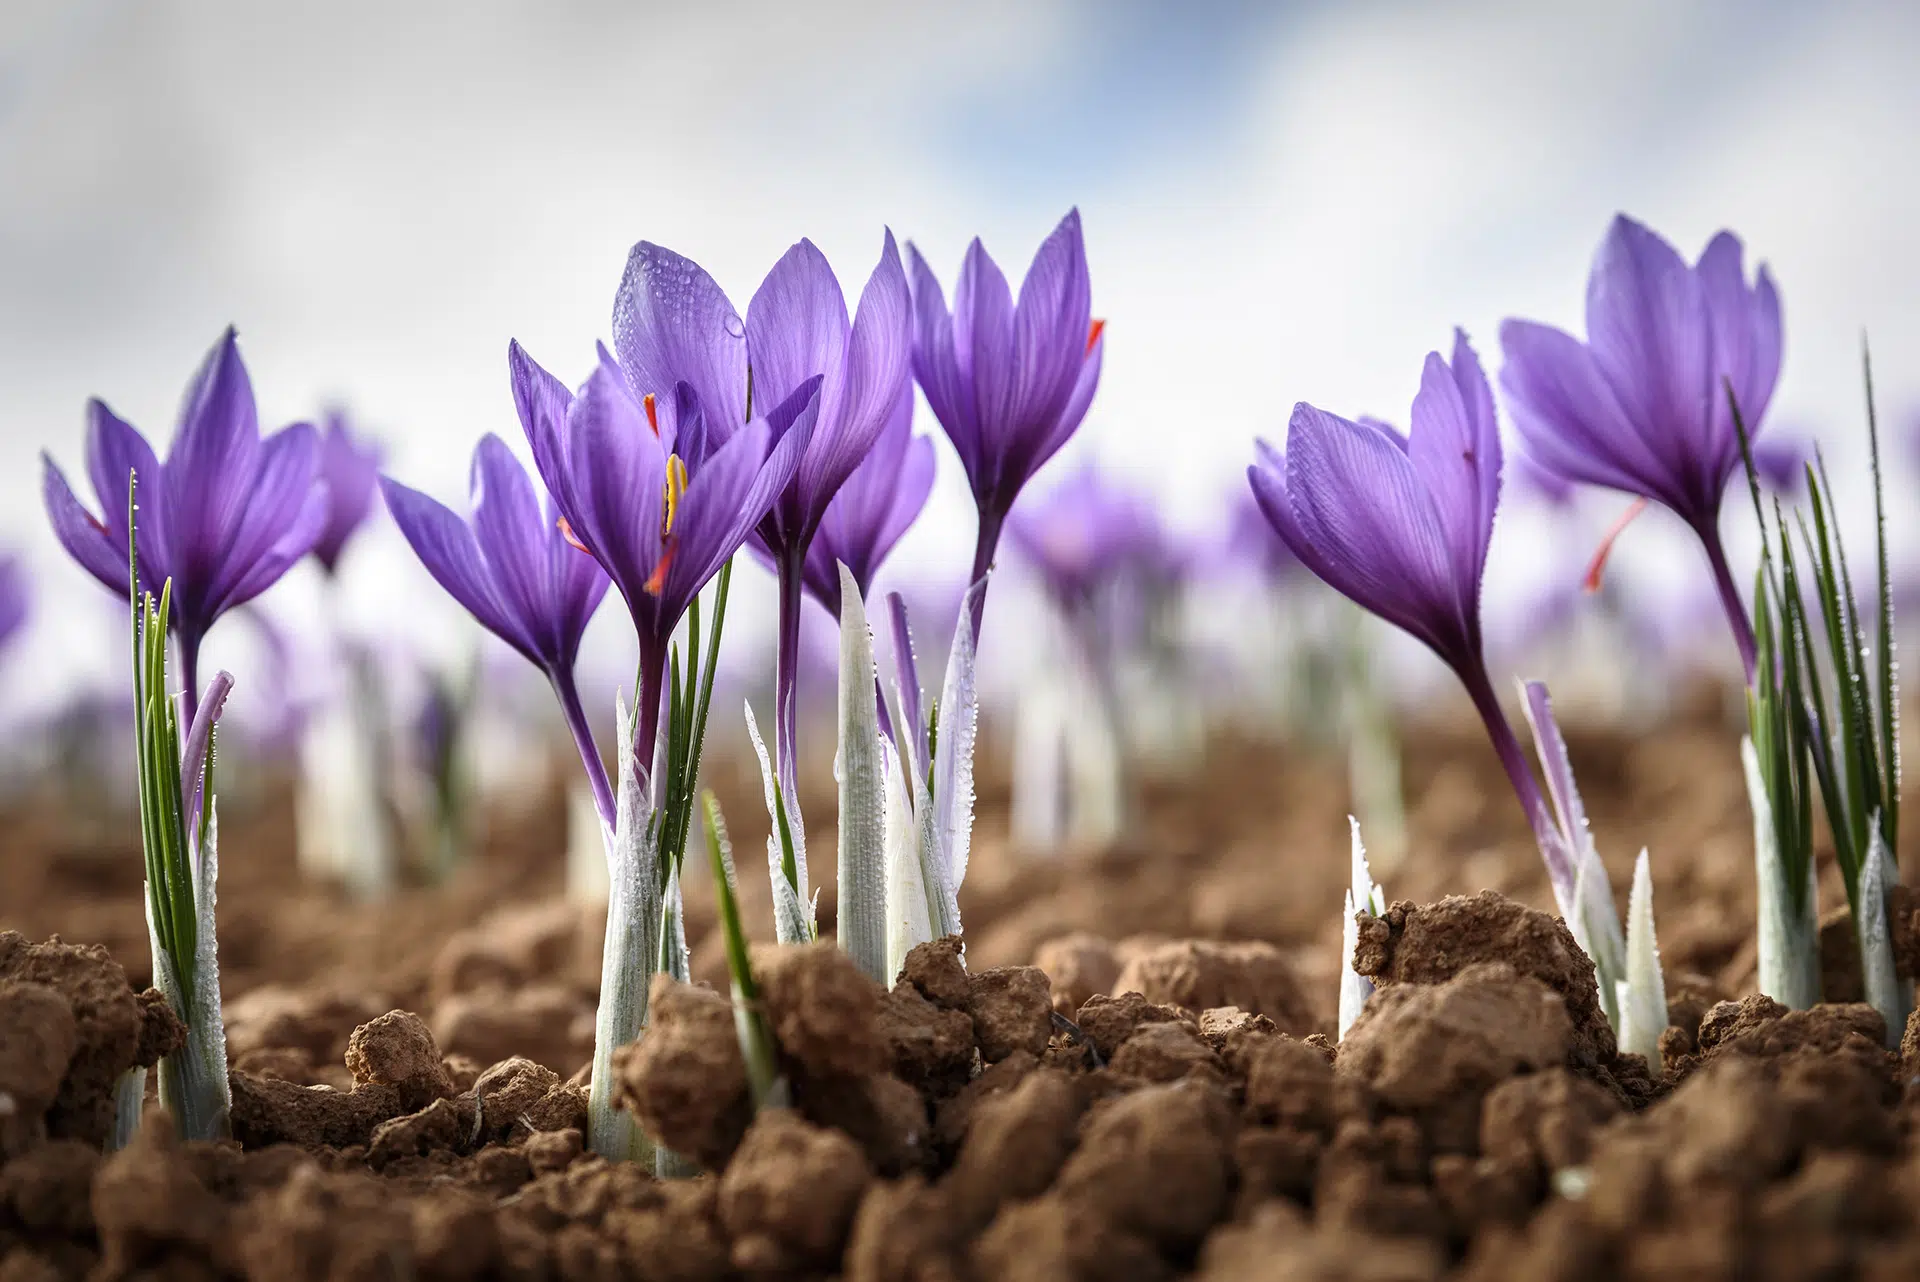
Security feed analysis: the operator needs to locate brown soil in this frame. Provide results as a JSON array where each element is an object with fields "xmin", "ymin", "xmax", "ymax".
[{"xmin": 4, "ymin": 693, "xmax": 1920, "ymax": 1279}]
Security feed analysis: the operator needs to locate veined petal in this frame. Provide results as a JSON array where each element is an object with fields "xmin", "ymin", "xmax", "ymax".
[
  {"xmin": 82, "ymin": 398, "xmax": 165, "ymax": 572},
  {"xmin": 1009, "ymin": 208, "xmax": 1092, "ymax": 444},
  {"xmin": 1284, "ymin": 403, "xmax": 1469, "ymax": 662},
  {"xmin": 1585, "ymin": 216, "xmax": 1715, "ymax": 508},
  {"xmin": 1698, "ymin": 232, "xmax": 1783, "ymax": 465},
  {"xmin": 471, "ymin": 434, "xmax": 560, "ymax": 663},
  {"xmin": 664, "ymin": 377, "xmax": 819, "ymax": 620},
  {"xmin": 165, "ymin": 329, "xmax": 262, "ymax": 570},
  {"xmin": 575, "ymin": 363, "xmax": 667, "ymax": 615},
  {"xmin": 906, "ymin": 242, "xmax": 977, "ymax": 477},
  {"xmin": 381, "ymin": 476, "xmax": 536, "ymax": 662},
  {"xmin": 746, "ymin": 237, "xmax": 851, "ymax": 432},
  {"xmin": 545, "ymin": 490, "xmax": 611, "ymax": 656},
  {"xmin": 1499, "ymin": 319, "xmax": 1689, "ymax": 511},
  {"xmin": 611, "ymin": 241, "xmax": 749, "ymax": 441},
  {"xmin": 792, "ymin": 230, "xmax": 911, "ymax": 535},
  {"xmin": 954, "ymin": 238, "xmax": 1018, "ymax": 482},
  {"xmin": 509, "ymin": 340, "xmax": 576, "ymax": 505},
  {"xmin": 1017, "ymin": 326, "xmax": 1103, "ymax": 497},
  {"xmin": 43, "ymin": 454, "xmax": 133, "ymax": 596},
  {"xmin": 222, "ymin": 483, "xmax": 329, "ymax": 610},
  {"xmin": 199, "ymin": 422, "xmax": 322, "ymax": 625},
  {"xmin": 1407, "ymin": 332, "xmax": 1501, "ymax": 593}
]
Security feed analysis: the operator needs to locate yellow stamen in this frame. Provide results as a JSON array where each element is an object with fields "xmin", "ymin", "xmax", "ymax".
[{"xmin": 662, "ymin": 454, "xmax": 688, "ymax": 537}]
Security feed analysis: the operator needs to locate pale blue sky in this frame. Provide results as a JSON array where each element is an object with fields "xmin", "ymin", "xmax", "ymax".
[{"xmin": 2, "ymin": 0, "xmax": 1918, "ymax": 709}]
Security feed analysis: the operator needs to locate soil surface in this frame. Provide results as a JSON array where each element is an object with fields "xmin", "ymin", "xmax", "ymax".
[{"xmin": 4, "ymin": 693, "xmax": 1920, "ymax": 1280}]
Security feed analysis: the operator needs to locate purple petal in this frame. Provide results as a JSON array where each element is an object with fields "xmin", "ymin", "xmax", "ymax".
[
  {"xmin": 83, "ymin": 399, "xmax": 166, "ymax": 563},
  {"xmin": 906, "ymin": 241, "xmax": 977, "ymax": 477},
  {"xmin": 1407, "ymin": 332, "xmax": 1500, "ymax": 594},
  {"xmin": 1282, "ymin": 404, "xmax": 1468, "ymax": 662},
  {"xmin": 1697, "ymin": 231, "xmax": 1783, "ymax": 456},
  {"xmin": 220, "ymin": 481, "xmax": 330, "ymax": 611},
  {"xmin": 546, "ymin": 489, "xmax": 612, "ymax": 653},
  {"xmin": 791, "ymin": 230, "xmax": 912, "ymax": 535},
  {"xmin": 1499, "ymin": 319, "xmax": 1688, "ymax": 511},
  {"xmin": 179, "ymin": 668, "xmax": 234, "ymax": 850},
  {"xmin": 199, "ymin": 422, "xmax": 323, "ymax": 623},
  {"xmin": 509, "ymin": 339, "xmax": 576, "ymax": 500},
  {"xmin": 566, "ymin": 355, "xmax": 667, "ymax": 611},
  {"xmin": 471, "ymin": 434, "xmax": 559, "ymax": 660},
  {"xmin": 1584, "ymin": 216, "xmax": 1715, "ymax": 508},
  {"xmin": 665, "ymin": 378, "xmax": 819, "ymax": 619},
  {"xmin": 164, "ymin": 329, "xmax": 262, "ymax": 574},
  {"xmin": 43, "ymin": 454, "xmax": 132, "ymax": 595},
  {"xmin": 382, "ymin": 476, "xmax": 536, "ymax": 662},
  {"xmin": 954, "ymin": 238, "xmax": 1018, "ymax": 481},
  {"xmin": 746, "ymin": 238, "xmax": 851, "ymax": 429},
  {"xmin": 1018, "ymin": 324, "xmax": 1103, "ymax": 495},
  {"xmin": 611, "ymin": 241, "xmax": 748, "ymax": 441},
  {"xmin": 1009, "ymin": 208, "xmax": 1092, "ymax": 449}
]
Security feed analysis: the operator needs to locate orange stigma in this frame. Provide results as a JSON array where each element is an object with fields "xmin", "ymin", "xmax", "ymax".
[
  {"xmin": 558, "ymin": 516, "xmax": 592, "ymax": 556},
  {"xmin": 643, "ymin": 392, "xmax": 660, "ymax": 436},
  {"xmin": 643, "ymin": 544, "xmax": 677, "ymax": 596},
  {"xmin": 1582, "ymin": 497, "xmax": 1649, "ymax": 593},
  {"xmin": 1086, "ymin": 319, "xmax": 1106, "ymax": 356}
]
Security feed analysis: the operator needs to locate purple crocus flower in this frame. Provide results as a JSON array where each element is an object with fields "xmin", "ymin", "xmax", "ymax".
[
  {"xmin": 42, "ymin": 328, "xmax": 329, "ymax": 720},
  {"xmin": 312, "ymin": 410, "xmax": 385, "ymax": 575},
  {"xmin": 907, "ymin": 208, "xmax": 1104, "ymax": 641},
  {"xmin": 0, "ymin": 553, "xmax": 27, "ymax": 658},
  {"xmin": 1249, "ymin": 330, "xmax": 1573, "ymax": 902},
  {"xmin": 1500, "ymin": 215, "xmax": 1783, "ymax": 679},
  {"xmin": 513, "ymin": 342, "xmax": 812, "ymax": 789},
  {"xmin": 382, "ymin": 434, "xmax": 614, "ymax": 820},
  {"xmin": 612, "ymin": 232, "xmax": 908, "ymax": 802},
  {"xmin": 1005, "ymin": 463, "xmax": 1170, "ymax": 612},
  {"xmin": 799, "ymin": 384, "xmax": 936, "ymax": 619}
]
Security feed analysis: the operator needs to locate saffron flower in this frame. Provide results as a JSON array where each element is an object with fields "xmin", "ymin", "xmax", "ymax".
[
  {"xmin": 312, "ymin": 411, "xmax": 385, "ymax": 575},
  {"xmin": 42, "ymin": 328, "xmax": 329, "ymax": 720},
  {"xmin": 907, "ymin": 208, "xmax": 1104, "ymax": 640},
  {"xmin": 515, "ymin": 343, "xmax": 813, "ymax": 774},
  {"xmin": 381, "ymin": 434, "xmax": 613, "ymax": 821},
  {"xmin": 1500, "ymin": 215, "xmax": 1783, "ymax": 678},
  {"xmin": 0, "ymin": 553, "xmax": 27, "ymax": 658},
  {"xmin": 1006, "ymin": 462, "xmax": 1173, "ymax": 615},
  {"xmin": 799, "ymin": 384, "xmax": 936, "ymax": 619},
  {"xmin": 1249, "ymin": 330, "xmax": 1573, "ymax": 902},
  {"xmin": 611, "ymin": 233, "xmax": 907, "ymax": 940}
]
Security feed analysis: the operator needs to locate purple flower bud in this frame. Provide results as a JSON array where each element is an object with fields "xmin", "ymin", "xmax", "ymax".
[{"xmin": 312, "ymin": 410, "xmax": 385, "ymax": 575}]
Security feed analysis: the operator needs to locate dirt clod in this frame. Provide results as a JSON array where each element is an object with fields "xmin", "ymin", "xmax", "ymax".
[
  {"xmin": 1114, "ymin": 938, "xmax": 1317, "ymax": 1035},
  {"xmin": 611, "ymin": 976, "xmax": 751, "ymax": 1170},
  {"xmin": 718, "ymin": 1109, "xmax": 873, "ymax": 1275},
  {"xmin": 965, "ymin": 965, "xmax": 1054, "ymax": 1062}
]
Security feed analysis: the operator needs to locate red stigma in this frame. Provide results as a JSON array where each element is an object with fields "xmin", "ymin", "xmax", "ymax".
[
  {"xmin": 643, "ymin": 543, "xmax": 677, "ymax": 596},
  {"xmin": 558, "ymin": 516, "xmax": 593, "ymax": 556},
  {"xmin": 1582, "ymin": 497, "xmax": 1649, "ymax": 594},
  {"xmin": 643, "ymin": 392, "xmax": 660, "ymax": 437},
  {"xmin": 1085, "ymin": 319, "xmax": 1106, "ymax": 356}
]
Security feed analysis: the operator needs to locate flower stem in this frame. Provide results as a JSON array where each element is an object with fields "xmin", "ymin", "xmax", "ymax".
[
  {"xmin": 553, "ymin": 669, "xmax": 615, "ymax": 831},
  {"xmin": 1459, "ymin": 660, "xmax": 1573, "ymax": 902},
  {"xmin": 966, "ymin": 504, "xmax": 1006, "ymax": 648},
  {"xmin": 1699, "ymin": 522, "xmax": 1758, "ymax": 685}
]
